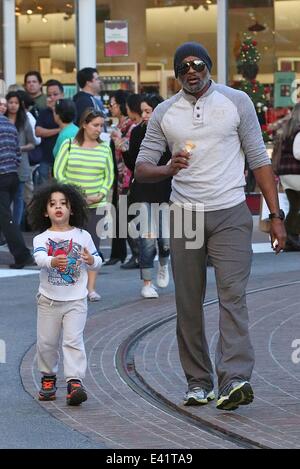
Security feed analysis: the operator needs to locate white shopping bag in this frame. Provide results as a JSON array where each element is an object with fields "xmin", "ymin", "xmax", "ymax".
[{"xmin": 259, "ymin": 192, "xmax": 289, "ymax": 233}]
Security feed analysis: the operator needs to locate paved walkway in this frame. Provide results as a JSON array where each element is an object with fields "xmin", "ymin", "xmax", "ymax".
[
  {"xmin": 20, "ymin": 257, "xmax": 300, "ymax": 449},
  {"xmin": 2, "ymin": 221, "xmax": 300, "ymax": 449}
]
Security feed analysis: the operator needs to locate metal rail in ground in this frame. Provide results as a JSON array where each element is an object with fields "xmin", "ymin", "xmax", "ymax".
[{"xmin": 115, "ymin": 281, "xmax": 300, "ymax": 450}]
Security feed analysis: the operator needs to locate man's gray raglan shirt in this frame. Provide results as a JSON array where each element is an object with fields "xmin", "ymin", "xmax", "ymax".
[{"xmin": 136, "ymin": 81, "xmax": 270, "ymax": 211}]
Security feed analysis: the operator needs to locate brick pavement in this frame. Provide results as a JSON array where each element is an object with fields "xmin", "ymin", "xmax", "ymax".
[
  {"xmin": 4, "ymin": 223, "xmax": 300, "ymax": 448},
  {"xmin": 134, "ymin": 281, "xmax": 300, "ymax": 449},
  {"xmin": 21, "ymin": 296, "xmax": 240, "ymax": 449},
  {"xmin": 21, "ymin": 266, "xmax": 300, "ymax": 449}
]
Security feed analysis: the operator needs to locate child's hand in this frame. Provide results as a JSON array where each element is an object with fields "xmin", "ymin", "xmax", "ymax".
[
  {"xmin": 51, "ymin": 254, "xmax": 68, "ymax": 271},
  {"xmin": 81, "ymin": 248, "xmax": 94, "ymax": 265},
  {"xmin": 86, "ymin": 193, "xmax": 104, "ymax": 205}
]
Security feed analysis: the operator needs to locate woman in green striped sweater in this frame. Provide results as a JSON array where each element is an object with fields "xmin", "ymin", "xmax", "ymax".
[{"xmin": 54, "ymin": 109, "xmax": 114, "ymax": 301}]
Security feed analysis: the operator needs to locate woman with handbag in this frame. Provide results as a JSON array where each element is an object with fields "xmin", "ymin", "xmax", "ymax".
[
  {"xmin": 54, "ymin": 108, "xmax": 114, "ymax": 300},
  {"xmin": 276, "ymin": 103, "xmax": 300, "ymax": 251},
  {"xmin": 5, "ymin": 91, "xmax": 35, "ymax": 226},
  {"xmin": 123, "ymin": 94, "xmax": 172, "ymax": 298}
]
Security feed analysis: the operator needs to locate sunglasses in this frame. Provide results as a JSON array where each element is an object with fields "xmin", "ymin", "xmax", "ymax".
[{"xmin": 177, "ymin": 59, "xmax": 206, "ymax": 76}]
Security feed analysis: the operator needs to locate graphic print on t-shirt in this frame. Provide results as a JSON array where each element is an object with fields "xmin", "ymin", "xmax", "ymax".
[{"xmin": 47, "ymin": 238, "xmax": 82, "ymax": 286}]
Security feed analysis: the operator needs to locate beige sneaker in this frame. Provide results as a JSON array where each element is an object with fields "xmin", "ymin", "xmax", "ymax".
[
  {"xmin": 156, "ymin": 264, "xmax": 169, "ymax": 288},
  {"xmin": 88, "ymin": 291, "xmax": 101, "ymax": 302},
  {"xmin": 141, "ymin": 284, "xmax": 159, "ymax": 298}
]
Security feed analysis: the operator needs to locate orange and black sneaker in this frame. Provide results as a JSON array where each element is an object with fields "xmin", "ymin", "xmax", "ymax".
[
  {"xmin": 38, "ymin": 375, "xmax": 57, "ymax": 401},
  {"xmin": 66, "ymin": 380, "xmax": 87, "ymax": 406}
]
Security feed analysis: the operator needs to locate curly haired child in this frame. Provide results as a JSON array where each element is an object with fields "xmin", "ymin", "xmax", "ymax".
[{"xmin": 29, "ymin": 181, "xmax": 102, "ymax": 405}]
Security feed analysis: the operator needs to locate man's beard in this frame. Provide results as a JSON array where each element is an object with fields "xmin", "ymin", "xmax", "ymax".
[{"xmin": 181, "ymin": 73, "xmax": 210, "ymax": 95}]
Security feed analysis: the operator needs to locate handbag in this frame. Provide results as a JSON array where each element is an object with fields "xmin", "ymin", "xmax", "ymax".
[
  {"xmin": 28, "ymin": 145, "xmax": 43, "ymax": 166},
  {"xmin": 271, "ymin": 133, "xmax": 283, "ymax": 175},
  {"xmin": 259, "ymin": 192, "xmax": 289, "ymax": 233}
]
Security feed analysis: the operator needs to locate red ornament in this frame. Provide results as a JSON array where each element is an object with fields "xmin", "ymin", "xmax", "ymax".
[
  {"xmin": 252, "ymin": 40, "xmax": 257, "ymax": 46},
  {"xmin": 243, "ymin": 45, "xmax": 249, "ymax": 51}
]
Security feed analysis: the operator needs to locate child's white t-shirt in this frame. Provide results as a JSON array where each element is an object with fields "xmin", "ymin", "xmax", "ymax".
[{"xmin": 33, "ymin": 228, "xmax": 102, "ymax": 301}]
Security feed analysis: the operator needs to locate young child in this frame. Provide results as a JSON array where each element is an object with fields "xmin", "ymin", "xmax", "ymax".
[{"xmin": 29, "ymin": 181, "xmax": 102, "ymax": 406}]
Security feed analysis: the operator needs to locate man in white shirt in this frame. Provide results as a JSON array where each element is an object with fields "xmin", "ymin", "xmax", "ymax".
[{"xmin": 135, "ymin": 42, "xmax": 286, "ymax": 411}]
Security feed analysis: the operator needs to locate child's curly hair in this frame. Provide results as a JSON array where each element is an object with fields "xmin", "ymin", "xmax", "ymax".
[{"xmin": 28, "ymin": 181, "xmax": 89, "ymax": 232}]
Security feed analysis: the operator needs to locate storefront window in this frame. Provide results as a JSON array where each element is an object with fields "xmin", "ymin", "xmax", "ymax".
[
  {"xmin": 96, "ymin": 0, "xmax": 218, "ymax": 98},
  {"xmin": 228, "ymin": 0, "xmax": 300, "ymax": 97},
  {"xmin": 274, "ymin": 0, "xmax": 300, "ymax": 77},
  {"xmin": 15, "ymin": 0, "xmax": 76, "ymax": 91},
  {"xmin": 274, "ymin": 0, "xmax": 300, "ymax": 107},
  {"xmin": 228, "ymin": 0, "xmax": 275, "ymax": 85}
]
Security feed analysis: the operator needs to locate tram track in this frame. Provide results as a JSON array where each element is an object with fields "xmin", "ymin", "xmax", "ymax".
[{"xmin": 115, "ymin": 281, "xmax": 300, "ymax": 450}]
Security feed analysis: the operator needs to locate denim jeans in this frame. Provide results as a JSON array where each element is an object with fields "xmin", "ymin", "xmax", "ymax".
[
  {"xmin": 13, "ymin": 181, "xmax": 25, "ymax": 225},
  {"xmin": 138, "ymin": 203, "xmax": 170, "ymax": 281},
  {"xmin": 0, "ymin": 172, "xmax": 31, "ymax": 263},
  {"xmin": 38, "ymin": 161, "xmax": 53, "ymax": 185}
]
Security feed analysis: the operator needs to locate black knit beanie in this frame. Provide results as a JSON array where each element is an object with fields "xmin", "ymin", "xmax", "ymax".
[{"xmin": 174, "ymin": 42, "xmax": 212, "ymax": 78}]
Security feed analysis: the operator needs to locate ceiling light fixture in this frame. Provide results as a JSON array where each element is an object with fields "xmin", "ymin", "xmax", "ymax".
[{"xmin": 27, "ymin": 9, "xmax": 33, "ymax": 15}]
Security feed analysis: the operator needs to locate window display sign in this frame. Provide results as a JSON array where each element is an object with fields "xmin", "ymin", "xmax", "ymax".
[
  {"xmin": 104, "ymin": 20, "xmax": 129, "ymax": 57},
  {"xmin": 274, "ymin": 71, "xmax": 296, "ymax": 108}
]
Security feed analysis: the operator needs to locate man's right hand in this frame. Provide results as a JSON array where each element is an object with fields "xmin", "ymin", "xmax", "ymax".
[{"xmin": 167, "ymin": 150, "xmax": 191, "ymax": 176}]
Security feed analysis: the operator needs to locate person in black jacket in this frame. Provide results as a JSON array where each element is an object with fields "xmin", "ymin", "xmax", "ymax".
[
  {"xmin": 73, "ymin": 68, "xmax": 106, "ymax": 125},
  {"xmin": 123, "ymin": 94, "xmax": 172, "ymax": 298}
]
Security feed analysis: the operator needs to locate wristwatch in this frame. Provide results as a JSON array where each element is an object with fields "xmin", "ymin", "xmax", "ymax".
[{"xmin": 268, "ymin": 209, "xmax": 285, "ymax": 221}]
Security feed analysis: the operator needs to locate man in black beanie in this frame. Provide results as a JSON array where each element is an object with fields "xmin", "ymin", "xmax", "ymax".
[{"xmin": 135, "ymin": 42, "xmax": 286, "ymax": 411}]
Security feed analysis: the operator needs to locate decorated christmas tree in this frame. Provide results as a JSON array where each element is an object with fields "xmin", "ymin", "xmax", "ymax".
[{"xmin": 236, "ymin": 33, "xmax": 271, "ymax": 141}]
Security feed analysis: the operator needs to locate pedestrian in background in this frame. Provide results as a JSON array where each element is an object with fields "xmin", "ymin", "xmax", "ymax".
[
  {"xmin": 54, "ymin": 109, "xmax": 114, "ymax": 301},
  {"xmin": 5, "ymin": 91, "xmax": 35, "ymax": 225},
  {"xmin": 0, "ymin": 96, "xmax": 8, "ymax": 246},
  {"xmin": 0, "ymin": 95, "xmax": 7, "ymax": 115},
  {"xmin": 53, "ymin": 99, "xmax": 78, "ymax": 159},
  {"xmin": 276, "ymin": 103, "xmax": 300, "ymax": 251},
  {"xmin": 0, "ymin": 113, "xmax": 34, "ymax": 268},
  {"xmin": 124, "ymin": 94, "xmax": 171, "ymax": 298},
  {"xmin": 24, "ymin": 70, "xmax": 47, "ymax": 111},
  {"xmin": 73, "ymin": 67, "xmax": 106, "ymax": 125},
  {"xmin": 104, "ymin": 90, "xmax": 136, "ymax": 266},
  {"xmin": 35, "ymin": 80, "xmax": 64, "ymax": 183}
]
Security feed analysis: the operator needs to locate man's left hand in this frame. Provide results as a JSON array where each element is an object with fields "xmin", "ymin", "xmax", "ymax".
[{"xmin": 270, "ymin": 219, "xmax": 286, "ymax": 254}]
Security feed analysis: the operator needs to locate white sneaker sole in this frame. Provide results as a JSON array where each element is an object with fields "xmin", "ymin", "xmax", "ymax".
[{"xmin": 183, "ymin": 391, "xmax": 215, "ymax": 406}]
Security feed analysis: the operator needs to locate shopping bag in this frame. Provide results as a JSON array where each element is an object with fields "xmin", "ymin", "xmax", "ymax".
[{"xmin": 259, "ymin": 192, "xmax": 289, "ymax": 233}]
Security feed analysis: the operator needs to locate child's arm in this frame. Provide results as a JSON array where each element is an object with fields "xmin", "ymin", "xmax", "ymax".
[
  {"xmin": 33, "ymin": 244, "xmax": 53, "ymax": 269},
  {"xmin": 33, "ymin": 241, "xmax": 68, "ymax": 271}
]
